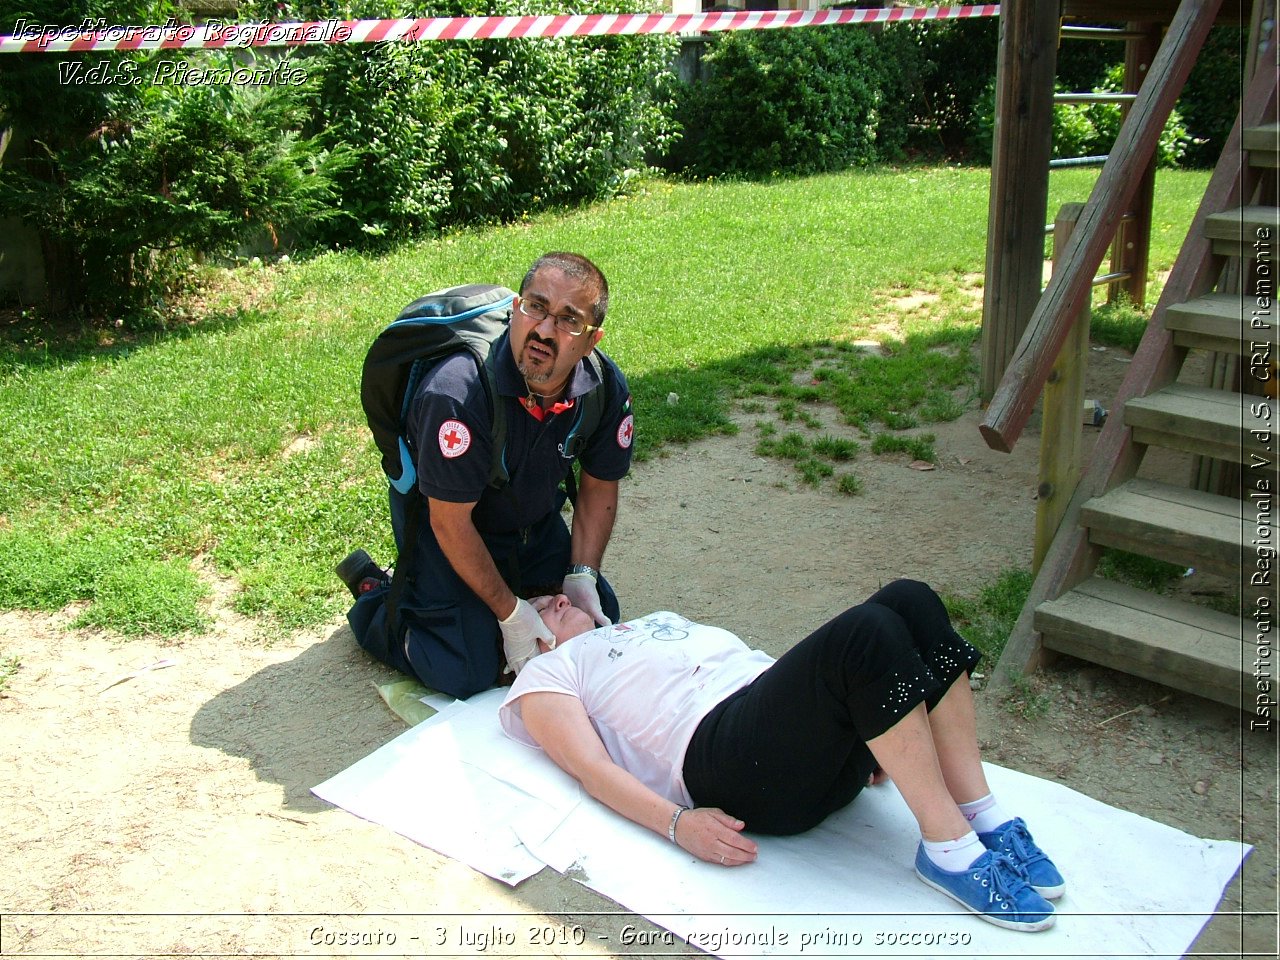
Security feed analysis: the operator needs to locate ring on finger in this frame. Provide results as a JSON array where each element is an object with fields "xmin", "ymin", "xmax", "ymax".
[{"xmin": 719, "ymin": 855, "xmax": 725, "ymax": 864}]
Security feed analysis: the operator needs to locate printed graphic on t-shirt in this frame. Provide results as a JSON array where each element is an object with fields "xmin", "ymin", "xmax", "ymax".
[
  {"xmin": 594, "ymin": 613, "xmax": 692, "ymax": 662},
  {"xmin": 437, "ymin": 419, "xmax": 472, "ymax": 458}
]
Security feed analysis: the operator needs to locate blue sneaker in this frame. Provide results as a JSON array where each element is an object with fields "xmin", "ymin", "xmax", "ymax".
[
  {"xmin": 979, "ymin": 817, "xmax": 1066, "ymax": 900},
  {"xmin": 914, "ymin": 846, "xmax": 1055, "ymax": 932}
]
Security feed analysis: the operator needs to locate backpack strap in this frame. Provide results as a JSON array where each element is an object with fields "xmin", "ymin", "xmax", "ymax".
[
  {"xmin": 560, "ymin": 351, "xmax": 611, "ymax": 505},
  {"xmin": 561, "ymin": 352, "xmax": 605, "ymax": 457},
  {"xmin": 480, "ymin": 348, "xmax": 509, "ymax": 490}
]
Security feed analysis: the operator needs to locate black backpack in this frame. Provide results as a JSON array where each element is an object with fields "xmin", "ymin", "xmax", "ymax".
[{"xmin": 360, "ymin": 283, "xmax": 607, "ymax": 498}]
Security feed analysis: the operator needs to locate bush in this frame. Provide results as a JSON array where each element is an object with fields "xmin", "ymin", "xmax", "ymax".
[
  {"xmin": 9, "ymin": 77, "xmax": 349, "ymax": 316},
  {"xmin": 1178, "ymin": 24, "xmax": 1247, "ymax": 167},
  {"xmin": 895, "ymin": 18, "xmax": 999, "ymax": 160},
  {"xmin": 1082, "ymin": 65, "xmax": 1192, "ymax": 167},
  {"xmin": 971, "ymin": 64, "xmax": 1192, "ymax": 167},
  {"xmin": 0, "ymin": 2, "xmax": 349, "ymax": 318},
  {"xmin": 2, "ymin": 0, "xmax": 678, "ymax": 312},
  {"xmin": 899, "ymin": 17, "xmax": 1237, "ymax": 166},
  {"xmin": 664, "ymin": 19, "xmax": 1004, "ymax": 172},
  {"xmin": 669, "ymin": 25, "xmax": 900, "ymax": 178},
  {"xmin": 278, "ymin": 0, "xmax": 679, "ymax": 246}
]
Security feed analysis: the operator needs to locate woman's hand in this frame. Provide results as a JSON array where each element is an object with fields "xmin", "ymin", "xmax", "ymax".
[
  {"xmin": 674, "ymin": 807, "xmax": 758, "ymax": 866},
  {"xmin": 519, "ymin": 693, "xmax": 756, "ymax": 868}
]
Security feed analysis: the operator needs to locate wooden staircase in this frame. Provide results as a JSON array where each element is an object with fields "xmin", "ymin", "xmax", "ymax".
[{"xmin": 989, "ymin": 60, "xmax": 1278, "ymax": 712}]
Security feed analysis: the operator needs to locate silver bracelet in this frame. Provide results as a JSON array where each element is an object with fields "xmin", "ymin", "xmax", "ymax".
[{"xmin": 668, "ymin": 805, "xmax": 689, "ymax": 844}]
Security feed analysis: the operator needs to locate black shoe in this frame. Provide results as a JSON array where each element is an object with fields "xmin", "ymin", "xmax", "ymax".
[{"xmin": 336, "ymin": 549, "xmax": 384, "ymax": 599}]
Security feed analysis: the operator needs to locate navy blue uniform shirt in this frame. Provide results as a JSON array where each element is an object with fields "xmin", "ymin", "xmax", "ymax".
[{"xmin": 407, "ymin": 331, "xmax": 633, "ymax": 533}]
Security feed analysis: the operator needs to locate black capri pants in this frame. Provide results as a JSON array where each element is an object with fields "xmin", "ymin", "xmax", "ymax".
[{"xmin": 682, "ymin": 579, "xmax": 981, "ymax": 836}]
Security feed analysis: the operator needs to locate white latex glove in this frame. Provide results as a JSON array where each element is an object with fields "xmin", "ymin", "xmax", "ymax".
[
  {"xmin": 499, "ymin": 597, "xmax": 556, "ymax": 675},
  {"xmin": 562, "ymin": 572, "xmax": 612, "ymax": 627}
]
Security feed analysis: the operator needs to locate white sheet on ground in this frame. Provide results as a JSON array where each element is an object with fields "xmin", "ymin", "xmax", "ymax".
[{"xmin": 313, "ymin": 687, "xmax": 1250, "ymax": 959}]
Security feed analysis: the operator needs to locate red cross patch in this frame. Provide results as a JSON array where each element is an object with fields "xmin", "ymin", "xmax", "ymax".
[
  {"xmin": 438, "ymin": 419, "xmax": 472, "ymax": 458},
  {"xmin": 616, "ymin": 414, "xmax": 634, "ymax": 450}
]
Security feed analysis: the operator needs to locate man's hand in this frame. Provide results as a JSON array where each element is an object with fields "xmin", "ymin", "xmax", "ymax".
[
  {"xmin": 673, "ymin": 807, "xmax": 758, "ymax": 866},
  {"xmin": 500, "ymin": 598, "xmax": 556, "ymax": 674},
  {"xmin": 562, "ymin": 572, "xmax": 611, "ymax": 627}
]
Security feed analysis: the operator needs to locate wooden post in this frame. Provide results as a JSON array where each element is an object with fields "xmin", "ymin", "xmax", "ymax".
[
  {"xmin": 1110, "ymin": 23, "xmax": 1162, "ymax": 308},
  {"xmin": 1035, "ymin": 204, "xmax": 1092, "ymax": 573},
  {"xmin": 980, "ymin": 0, "xmax": 1224, "ymax": 454},
  {"xmin": 980, "ymin": 0, "xmax": 1061, "ymax": 401}
]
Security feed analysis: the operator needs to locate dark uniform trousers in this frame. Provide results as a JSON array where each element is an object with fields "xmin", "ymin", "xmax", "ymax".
[{"xmin": 347, "ymin": 486, "xmax": 620, "ymax": 699}]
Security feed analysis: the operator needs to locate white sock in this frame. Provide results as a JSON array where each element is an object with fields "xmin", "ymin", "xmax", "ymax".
[
  {"xmin": 922, "ymin": 831, "xmax": 985, "ymax": 873},
  {"xmin": 958, "ymin": 793, "xmax": 1012, "ymax": 834}
]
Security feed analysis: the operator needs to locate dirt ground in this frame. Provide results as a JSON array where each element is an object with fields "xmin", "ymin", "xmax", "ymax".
[{"xmin": 0, "ymin": 340, "xmax": 1275, "ymax": 959}]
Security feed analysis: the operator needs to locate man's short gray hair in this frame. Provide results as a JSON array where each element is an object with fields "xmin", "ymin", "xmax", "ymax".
[{"xmin": 520, "ymin": 252, "xmax": 609, "ymax": 326}]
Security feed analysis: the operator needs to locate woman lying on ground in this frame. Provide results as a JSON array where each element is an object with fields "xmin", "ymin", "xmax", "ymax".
[{"xmin": 498, "ymin": 579, "xmax": 1065, "ymax": 933}]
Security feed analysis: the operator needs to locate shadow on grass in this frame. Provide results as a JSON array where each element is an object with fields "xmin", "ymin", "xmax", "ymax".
[
  {"xmin": 0, "ymin": 319, "xmax": 981, "ymax": 636},
  {"xmin": 0, "ymin": 306, "xmax": 265, "ymax": 376},
  {"xmin": 628, "ymin": 324, "xmax": 979, "ymax": 458}
]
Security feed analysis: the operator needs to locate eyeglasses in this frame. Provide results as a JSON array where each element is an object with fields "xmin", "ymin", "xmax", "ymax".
[{"xmin": 517, "ymin": 299, "xmax": 600, "ymax": 337}]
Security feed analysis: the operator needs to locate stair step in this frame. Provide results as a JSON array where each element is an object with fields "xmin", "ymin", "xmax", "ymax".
[
  {"xmin": 1205, "ymin": 205, "xmax": 1280, "ymax": 258},
  {"xmin": 1035, "ymin": 577, "xmax": 1247, "ymax": 710},
  {"xmin": 1243, "ymin": 123, "xmax": 1279, "ymax": 168},
  {"xmin": 1080, "ymin": 478, "xmax": 1243, "ymax": 579},
  {"xmin": 1165, "ymin": 293, "xmax": 1252, "ymax": 354},
  {"xmin": 1124, "ymin": 382, "xmax": 1270, "ymax": 463}
]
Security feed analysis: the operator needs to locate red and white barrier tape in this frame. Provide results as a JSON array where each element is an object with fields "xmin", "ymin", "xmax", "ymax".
[{"xmin": 1, "ymin": 5, "xmax": 998, "ymax": 54}]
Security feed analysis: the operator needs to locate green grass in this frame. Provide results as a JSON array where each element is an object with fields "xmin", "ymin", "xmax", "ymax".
[
  {"xmin": 1089, "ymin": 296, "xmax": 1150, "ymax": 353},
  {"xmin": 835, "ymin": 473, "xmax": 863, "ymax": 496},
  {"xmin": 1002, "ymin": 674, "xmax": 1052, "ymax": 721},
  {"xmin": 943, "ymin": 567, "xmax": 1035, "ymax": 666},
  {"xmin": 796, "ymin": 457, "xmax": 835, "ymax": 487},
  {"xmin": 0, "ymin": 164, "xmax": 1210, "ymax": 637},
  {"xmin": 754, "ymin": 423, "xmax": 863, "ymax": 487},
  {"xmin": 1096, "ymin": 549, "xmax": 1189, "ymax": 592},
  {"xmin": 871, "ymin": 432, "xmax": 938, "ymax": 463},
  {"xmin": 813, "ymin": 436, "xmax": 859, "ymax": 461},
  {"xmin": 70, "ymin": 561, "xmax": 211, "ymax": 636},
  {"xmin": 0, "ymin": 654, "xmax": 19, "ymax": 695}
]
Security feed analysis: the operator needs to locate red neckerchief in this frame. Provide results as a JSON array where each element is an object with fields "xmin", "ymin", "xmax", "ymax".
[{"xmin": 521, "ymin": 394, "xmax": 576, "ymax": 423}]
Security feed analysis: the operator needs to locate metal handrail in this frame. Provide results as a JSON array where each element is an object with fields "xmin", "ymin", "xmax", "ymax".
[
  {"xmin": 1054, "ymin": 92, "xmax": 1139, "ymax": 105},
  {"xmin": 1060, "ymin": 26, "xmax": 1150, "ymax": 41},
  {"xmin": 1044, "ymin": 211, "xmax": 1135, "ymax": 235},
  {"xmin": 1091, "ymin": 270, "xmax": 1133, "ymax": 287},
  {"xmin": 1049, "ymin": 155, "xmax": 1110, "ymax": 169}
]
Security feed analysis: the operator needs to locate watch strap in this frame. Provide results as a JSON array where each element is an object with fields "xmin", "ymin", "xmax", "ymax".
[{"xmin": 565, "ymin": 563, "xmax": 599, "ymax": 582}]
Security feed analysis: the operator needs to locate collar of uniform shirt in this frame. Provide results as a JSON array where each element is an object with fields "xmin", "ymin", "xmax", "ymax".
[{"xmin": 520, "ymin": 391, "xmax": 576, "ymax": 422}]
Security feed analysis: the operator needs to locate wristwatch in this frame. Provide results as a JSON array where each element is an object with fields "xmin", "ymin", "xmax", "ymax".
[{"xmin": 565, "ymin": 563, "xmax": 599, "ymax": 582}]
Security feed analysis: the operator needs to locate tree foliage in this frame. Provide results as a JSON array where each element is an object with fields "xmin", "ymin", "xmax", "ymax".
[
  {"xmin": 271, "ymin": 0, "xmax": 679, "ymax": 246},
  {"xmin": 1, "ymin": 0, "xmax": 678, "ymax": 314},
  {"xmin": 668, "ymin": 25, "xmax": 902, "ymax": 178},
  {"xmin": 0, "ymin": 2, "xmax": 349, "ymax": 317},
  {"xmin": 0, "ymin": 4, "xmax": 1244, "ymax": 318}
]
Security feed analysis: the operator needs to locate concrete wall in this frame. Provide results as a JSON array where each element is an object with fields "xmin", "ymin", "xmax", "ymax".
[
  {"xmin": 0, "ymin": 127, "xmax": 47, "ymax": 306},
  {"xmin": 0, "ymin": 216, "xmax": 47, "ymax": 306}
]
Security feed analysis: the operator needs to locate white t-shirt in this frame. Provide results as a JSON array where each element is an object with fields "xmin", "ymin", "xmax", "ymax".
[{"xmin": 499, "ymin": 612, "xmax": 775, "ymax": 807}]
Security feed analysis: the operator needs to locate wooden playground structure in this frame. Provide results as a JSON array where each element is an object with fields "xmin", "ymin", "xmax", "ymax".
[{"xmin": 982, "ymin": 0, "xmax": 1278, "ymax": 712}]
